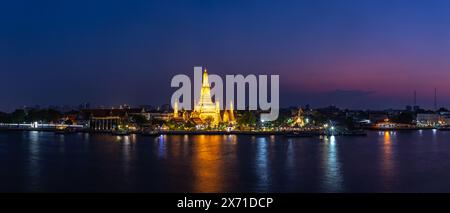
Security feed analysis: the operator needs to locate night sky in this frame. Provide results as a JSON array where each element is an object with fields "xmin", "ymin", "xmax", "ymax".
[{"xmin": 1, "ymin": 0, "xmax": 450, "ymax": 111}]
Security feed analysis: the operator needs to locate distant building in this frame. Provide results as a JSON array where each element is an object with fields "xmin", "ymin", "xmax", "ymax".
[
  {"xmin": 158, "ymin": 104, "xmax": 172, "ymax": 112},
  {"xmin": 438, "ymin": 113, "xmax": 450, "ymax": 125},
  {"xmin": 416, "ymin": 113, "xmax": 439, "ymax": 127},
  {"xmin": 80, "ymin": 102, "xmax": 91, "ymax": 109},
  {"xmin": 368, "ymin": 112, "xmax": 388, "ymax": 123},
  {"xmin": 127, "ymin": 108, "xmax": 150, "ymax": 120},
  {"xmin": 385, "ymin": 109, "xmax": 404, "ymax": 117},
  {"xmin": 148, "ymin": 110, "xmax": 173, "ymax": 121},
  {"xmin": 139, "ymin": 105, "xmax": 156, "ymax": 111},
  {"xmin": 82, "ymin": 109, "xmax": 126, "ymax": 131},
  {"xmin": 406, "ymin": 105, "xmax": 412, "ymax": 111},
  {"xmin": 82, "ymin": 108, "xmax": 149, "ymax": 131},
  {"xmin": 373, "ymin": 120, "xmax": 415, "ymax": 129},
  {"xmin": 317, "ymin": 105, "xmax": 340, "ymax": 115}
]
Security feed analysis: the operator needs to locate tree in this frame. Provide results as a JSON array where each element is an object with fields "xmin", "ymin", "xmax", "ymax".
[
  {"xmin": 204, "ymin": 116, "xmax": 214, "ymax": 129},
  {"xmin": 24, "ymin": 109, "xmax": 62, "ymax": 123},
  {"xmin": 11, "ymin": 110, "xmax": 26, "ymax": 123},
  {"xmin": 64, "ymin": 119, "xmax": 73, "ymax": 125},
  {"xmin": 269, "ymin": 112, "xmax": 290, "ymax": 127},
  {"xmin": 392, "ymin": 112, "xmax": 414, "ymax": 124},
  {"xmin": 46, "ymin": 109, "xmax": 61, "ymax": 122},
  {"xmin": 344, "ymin": 117, "xmax": 355, "ymax": 129},
  {"xmin": 438, "ymin": 107, "xmax": 449, "ymax": 113},
  {"xmin": 184, "ymin": 120, "xmax": 196, "ymax": 130},
  {"xmin": 237, "ymin": 111, "xmax": 257, "ymax": 129},
  {"xmin": 0, "ymin": 112, "xmax": 11, "ymax": 123},
  {"xmin": 312, "ymin": 112, "xmax": 328, "ymax": 125},
  {"xmin": 131, "ymin": 115, "xmax": 149, "ymax": 127}
]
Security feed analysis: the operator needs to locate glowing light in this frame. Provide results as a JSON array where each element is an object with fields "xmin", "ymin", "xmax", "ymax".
[
  {"xmin": 330, "ymin": 135, "xmax": 336, "ymax": 145},
  {"xmin": 192, "ymin": 68, "xmax": 221, "ymax": 125}
]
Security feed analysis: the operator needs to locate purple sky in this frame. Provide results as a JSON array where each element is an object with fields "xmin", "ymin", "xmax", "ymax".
[{"xmin": 1, "ymin": 0, "xmax": 450, "ymax": 111}]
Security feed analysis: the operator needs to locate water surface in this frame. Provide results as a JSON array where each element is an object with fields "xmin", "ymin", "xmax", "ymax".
[{"xmin": 1, "ymin": 130, "xmax": 450, "ymax": 192}]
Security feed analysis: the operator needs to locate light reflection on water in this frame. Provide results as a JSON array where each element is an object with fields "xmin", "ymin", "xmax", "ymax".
[
  {"xmin": 3, "ymin": 130, "xmax": 450, "ymax": 192},
  {"xmin": 191, "ymin": 135, "xmax": 224, "ymax": 192},
  {"xmin": 321, "ymin": 135, "xmax": 343, "ymax": 192},
  {"xmin": 256, "ymin": 137, "xmax": 270, "ymax": 191},
  {"xmin": 380, "ymin": 131, "xmax": 395, "ymax": 191},
  {"xmin": 157, "ymin": 135, "xmax": 167, "ymax": 159},
  {"xmin": 27, "ymin": 131, "xmax": 41, "ymax": 191},
  {"xmin": 156, "ymin": 135, "xmax": 230, "ymax": 192},
  {"xmin": 121, "ymin": 136, "xmax": 132, "ymax": 177},
  {"xmin": 285, "ymin": 140, "xmax": 294, "ymax": 179}
]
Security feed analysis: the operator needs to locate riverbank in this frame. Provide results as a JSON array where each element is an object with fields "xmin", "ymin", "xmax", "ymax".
[
  {"xmin": 0, "ymin": 127, "xmax": 366, "ymax": 137},
  {"xmin": 0, "ymin": 127, "xmax": 288, "ymax": 135},
  {"xmin": 0, "ymin": 126, "xmax": 443, "ymax": 137},
  {"xmin": 365, "ymin": 127, "xmax": 435, "ymax": 131},
  {"xmin": 1, "ymin": 130, "xmax": 449, "ymax": 193}
]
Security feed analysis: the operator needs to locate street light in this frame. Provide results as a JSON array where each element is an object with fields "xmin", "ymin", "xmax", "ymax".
[{"xmin": 260, "ymin": 118, "xmax": 265, "ymax": 130}]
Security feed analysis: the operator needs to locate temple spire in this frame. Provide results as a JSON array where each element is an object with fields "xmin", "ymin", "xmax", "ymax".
[
  {"xmin": 202, "ymin": 68, "xmax": 209, "ymax": 87},
  {"xmin": 229, "ymin": 101, "xmax": 235, "ymax": 122},
  {"xmin": 193, "ymin": 68, "xmax": 221, "ymax": 125},
  {"xmin": 216, "ymin": 99, "xmax": 220, "ymax": 113},
  {"xmin": 173, "ymin": 100, "xmax": 179, "ymax": 118}
]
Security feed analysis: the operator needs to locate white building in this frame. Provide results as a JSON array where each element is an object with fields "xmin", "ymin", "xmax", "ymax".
[{"xmin": 416, "ymin": 113, "xmax": 440, "ymax": 126}]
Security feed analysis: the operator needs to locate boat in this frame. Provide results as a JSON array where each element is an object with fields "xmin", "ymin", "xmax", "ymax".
[
  {"xmin": 141, "ymin": 130, "xmax": 160, "ymax": 136},
  {"xmin": 284, "ymin": 131, "xmax": 318, "ymax": 137},
  {"xmin": 111, "ymin": 129, "xmax": 130, "ymax": 136},
  {"xmin": 54, "ymin": 127, "xmax": 77, "ymax": 134},
  {"xmin": 340, "ymin": 129, "xmax": 367, "ymax": 136},
  {"xmin": 438, "ymin": 125, "xmax": 450, "ymax": 131},
  {"xmin": 369, "ymin": 121, "xmax": 418, "ymax": 131}
]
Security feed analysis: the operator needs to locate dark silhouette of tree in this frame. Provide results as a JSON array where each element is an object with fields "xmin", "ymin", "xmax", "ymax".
[
  {"xmin": 25, "ymin": 109, "xmax": 61, "ymax": 123},
  {"xmin": 131, "ymin": 115, "xmax": 149, "ymax": 127},
  {"xmin": 204, "ymin": 116, "xmax": 214, "ymax": 128},
  {"xmin": 11, "ymin": 110, "xmax": 26, "ymax": 123},
  {"xmin": 0, "ymin": 112, "xmax": 11, "ymax": 123},
  {"xmin": 237, "ymin": 111, "xmax": 257, "ymax": 129},
  {"xmin": 391, "ymin": 112, "xmax": 414, "ymax": 124}
]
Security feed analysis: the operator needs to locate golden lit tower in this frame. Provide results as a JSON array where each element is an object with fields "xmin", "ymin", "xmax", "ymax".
[
  {"xmin": 222, "ymin": 101, "xmax": 235, "ymax": 124},
  {"xmin": 193, "ymin": 68, "xmax": 221, "ymax": 124},
  {"xmin": 229, "ymin": 101, "xmax": 235, "ymax": 122},
  {"xmin": 215, "ymin": 100, "xmax": 221, "ymax": 123},
  {"xmin": 292, "ymin": 108, "xmax": 305, "ymax": 127},
  {"xmin": 223, "ymin": 111, "xmax": 229, "ymax": 123},
  {"xmin": 173, "ymin": 100, "xmax": 179, "ymax": 118}
]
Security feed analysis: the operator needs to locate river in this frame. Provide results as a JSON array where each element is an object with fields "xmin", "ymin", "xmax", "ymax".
[{"xmin": 0, "ymin": 130, "xmax": 449, "ymax": 192}]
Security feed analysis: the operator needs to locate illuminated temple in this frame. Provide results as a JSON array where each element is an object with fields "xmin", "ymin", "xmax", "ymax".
[
  {"xmin": 173, "ymin": 68, "xmax": 235, "ymax": 126},
  {"xmin": 192, "ymin": 68, "xmax": 221, "ymax": 124}
]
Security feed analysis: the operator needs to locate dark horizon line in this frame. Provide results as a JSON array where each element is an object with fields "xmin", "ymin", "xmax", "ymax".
[{"xmin": 0, "ymin": 103, "xmax": 446, "ymax": 113}]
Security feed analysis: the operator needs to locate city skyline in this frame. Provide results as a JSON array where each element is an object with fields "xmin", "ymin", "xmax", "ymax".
[{"xmin": 2, "ymin": 0, "xmax": 450, "ymax": 110}]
